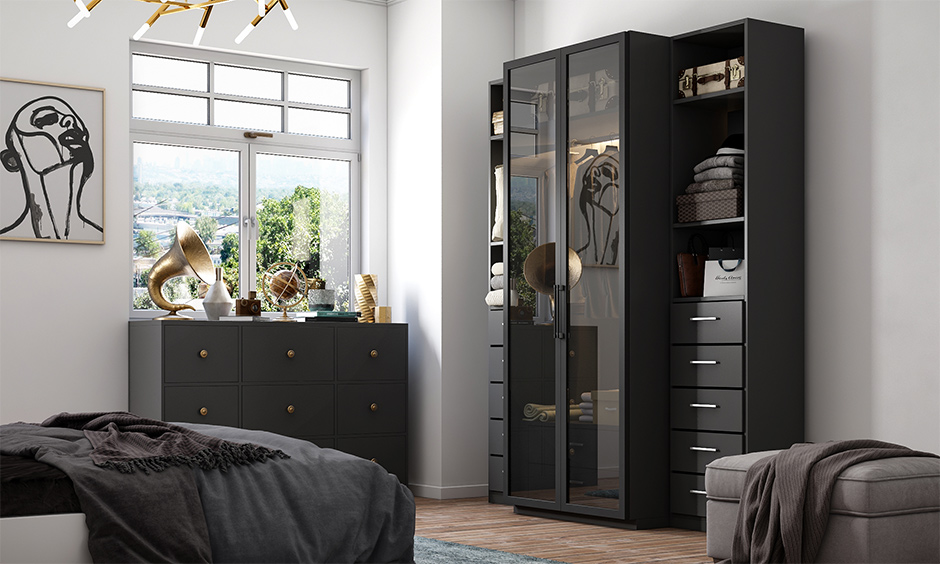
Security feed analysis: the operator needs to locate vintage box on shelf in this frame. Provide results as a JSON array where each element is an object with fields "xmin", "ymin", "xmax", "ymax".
[
  {"xmin": 492, "ymin": 110, "xmax": 504, "ymax": 135},
  {"xmin": 678, "ymin": 56, "xmax": 745, "ymax": 98},
  {"xmin": 676, "ymin": 187, "xmax": 743, "ymax": 223}
]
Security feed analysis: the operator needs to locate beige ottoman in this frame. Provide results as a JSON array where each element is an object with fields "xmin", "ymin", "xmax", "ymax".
[{"xmin": 705, "ymin": 450, "xmax": 940, "ymax": 563}]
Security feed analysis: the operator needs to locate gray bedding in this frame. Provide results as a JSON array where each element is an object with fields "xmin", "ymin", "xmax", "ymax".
[{"xmin": 0, "ymin": 421, "xmax": 415, "ymax": 563}]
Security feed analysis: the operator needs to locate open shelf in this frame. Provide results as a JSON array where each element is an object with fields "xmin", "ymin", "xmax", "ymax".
[
  {"xmin": 674, "ymin": 87, "xmax": 744, "ymax": 108},
  {"xmin": 673, "ymin": 216, "xmax": 744, "ymax": 229}
]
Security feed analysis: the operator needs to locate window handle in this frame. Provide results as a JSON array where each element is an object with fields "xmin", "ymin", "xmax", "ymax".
[{"xmin": 244, "ymin": 131, "xmax": 274, "ymax": 139}]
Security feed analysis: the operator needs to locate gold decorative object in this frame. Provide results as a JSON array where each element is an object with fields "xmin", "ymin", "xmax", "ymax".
[
  {"xmin": 148, "ymin": 221, "xmax": 215, "ymax": 321},
  {"xmin": 374, "ymin": 306, "xmax": 392, "ymax": 324},
  {"xmin": 260, "ymin": 262, "xmax": 308, "ymax": 322},
  {"xmin": 355, "ymin": 274, "xmax": 378, "ymax": 323},
  {"xmin": 523, "ymin": 242, "xmax": 583, "ymax": 317},
  {"xmin": 67, "ymin": 0, "xmax": 298, "ymax": 46}
]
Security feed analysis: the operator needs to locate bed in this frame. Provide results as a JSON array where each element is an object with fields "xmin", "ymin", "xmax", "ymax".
[{"xmin": 0, "ymin": 413, "xmax": 416, "ymax": 563}]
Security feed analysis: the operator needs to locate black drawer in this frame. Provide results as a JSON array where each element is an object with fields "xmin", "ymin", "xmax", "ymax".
[
  {"xmin": 164, "ymin": 385, "xmax": 239, "ymax": 427},
  {"xmin": 489, "ymin": 346, "xmax": 504, "ymax": 382},
  {"xmin": 337, "ymin": 435, "xmax": 408, "ymax": 483},
  {"xmin": 671, "ymin": 473, "xmax": 707, "ymax": 516},
  {"xmin": 671, "ymin": 345, "xmax": 744, "ymax": 388},
  {"xmin": 671, "ymin": 430, "xmax": 744, "ymax": 474},
  {"xmin": 489, "ymin": 419, "xmax": 504, "ymax": 455},
  {"xmin": 336, "ymin": 325, "xmax": 407, "ymax": 382},
  {"xmin": 671, "ymin": 301, "xmax": 744, "ymax": 344},
  {"xmin": 242, "ymin": 384, "xmax": 334, "ymax": 437},
  {"xmin": 164, "ymin": 325, "xmax": 239, "ymax": 383},
  {"xmin": 337, "ymin": 383, "xmax": 407, "ymax": 435},
  {"xmin": 242, "ymin": 325, "xmax": 334, "ymax": 382},
  {"xmin": 489, "ymin": 383, "xmax": 504, "ymax": 419},
  {"xmin": 489, "ymin": 455, "xmax": 505, "ymax": 492},
  {"xmin": 671, "ymin": 388, "xmax": 743, "ymax": 432},
  {"xmin": 488, "ymin": 310, "xmax": 504, "ymax": 346}
]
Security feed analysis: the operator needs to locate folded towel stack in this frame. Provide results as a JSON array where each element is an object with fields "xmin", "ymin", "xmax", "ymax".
[
  {"xmin": 578, "ymin": 391, "xmax": 594, "ymax": 423},
  {"xmin": 485, "ymin": 262, "xmax": 505, "ymax": 307},
  {"xmin": 685, "ymin": 135, "xmax": 745, "ymax": 194},
  {"xmin": 523, "ymin": 402, "xmax": 583, "ymax": 422}
]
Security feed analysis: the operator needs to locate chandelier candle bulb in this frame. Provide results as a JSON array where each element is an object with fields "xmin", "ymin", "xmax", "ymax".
[
  {"xmin": 133, "ymin": 22, "xmax": 150, "ymax": 40},
  {"xmin": 235, "ymin": 22, "xmax": 255, "ymax": 44},
  {"xmin": 283, "ymin": 7, "xmax": 298, "ymax": 30},
  {"xmin": 193, "ymin": 26, "xmax": 205, "ymax": 46}
]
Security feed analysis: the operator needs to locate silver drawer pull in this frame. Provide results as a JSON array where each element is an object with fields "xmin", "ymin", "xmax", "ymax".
[
  {"xmin": 690, "ymin": 446, "xmax": 718, "ymax": 452},
  {"xmin": 690, "ymin": 316, "xmax": 719, "ymax": 322},
  {"xmin": 690, "ymin": 489, "xmax": 708, "ymax": 496},
  {"xmin": 690, "ymin": 403, "xmax": 719, "ymax": 409},
  {"xmin": 690, "ymin": 360, "xmax": 718, "ymax": 365}
]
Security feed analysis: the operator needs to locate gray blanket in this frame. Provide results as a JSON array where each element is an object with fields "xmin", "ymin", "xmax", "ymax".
[
  {"xmin": 731, "ymin": 439, "xmax": 939, "ymax": 563},
  {"xmin": 0, "ymin": 421, "xmax": 415, "ymax": 563}
]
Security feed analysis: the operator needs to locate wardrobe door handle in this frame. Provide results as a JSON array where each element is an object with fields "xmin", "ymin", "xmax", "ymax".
[
  {"xmin": 690, "ymin": 403, "xmax": 718, "ymax": 409},
  {"xmin": 690, "ymin": 316, "xmax": 719, "ymax": 322},
  {"xmin": 690, "ymin": 446, "xmax": 718, "ymax": 452},
  {"xmin": 690, "ymin": 360, "xmax": 718, "ymax": 365}
]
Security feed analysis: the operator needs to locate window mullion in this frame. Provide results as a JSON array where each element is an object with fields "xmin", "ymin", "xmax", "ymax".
[{"xmin": 208, "ymin": 61, "xmax": 215, "ymax": 126}]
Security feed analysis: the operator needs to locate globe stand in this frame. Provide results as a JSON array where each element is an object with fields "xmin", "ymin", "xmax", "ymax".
[{"xmin": 261, "ymin": 262, "xmax": 309, "ymax": 323}]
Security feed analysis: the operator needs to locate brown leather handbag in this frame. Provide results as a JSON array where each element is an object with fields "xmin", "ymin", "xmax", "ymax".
[{"xmin": 677, "ymin": 234, "xmax": 708, "ymax": 297}]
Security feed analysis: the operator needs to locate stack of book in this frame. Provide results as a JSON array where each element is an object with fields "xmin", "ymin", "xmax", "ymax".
[{"xmin": 299, "ymin": 311, "xmax": 361, "ymax": 322}]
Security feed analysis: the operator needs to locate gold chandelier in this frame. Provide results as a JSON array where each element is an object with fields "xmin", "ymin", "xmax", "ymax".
[{"xmin": 67, "ymin": 0, "xmax": 298, "ymax": 46}]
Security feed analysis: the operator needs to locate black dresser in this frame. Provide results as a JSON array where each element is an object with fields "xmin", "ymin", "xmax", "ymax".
[{"xmin": 129, "ymin": 319, "xmax": 409, "ymax": 485}]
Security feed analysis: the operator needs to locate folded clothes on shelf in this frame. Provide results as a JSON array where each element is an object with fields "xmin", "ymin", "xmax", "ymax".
[
  {"xmin": 522, "ymin": 403, "xmax": 584, "ymax": 422},
  {"xmin": 484, "ymin": 289, "xmax": 502, "ymax": 307},
  {"xmin": 693, "ymin": 166, "xmax": 743, "ymax": 183},
  {"xmin": 693, "ymin": 155, "xmax": 744, "ymax": 173},
  {"xmin": 491, "ymin": 262, "xmax": 504, "ymax": 276},
  {"xmin": 686, "ymin": 178, "xmax": 741, "ymax": 194},
  {"xmin": 490, "ymin": 275, "xmax": 504, "ymax": 290}
]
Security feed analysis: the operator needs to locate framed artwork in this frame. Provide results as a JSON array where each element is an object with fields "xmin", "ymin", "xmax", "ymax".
[{"xmin": 1, "ymin": 78, "xmax": 105, "ymax": 244}]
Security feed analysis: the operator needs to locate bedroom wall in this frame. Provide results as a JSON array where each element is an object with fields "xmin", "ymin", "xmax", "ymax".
[
  {"xmin": 388, "ymin": 0, "xmax": 513, "ymax": 498},
  {"xmin": 511, "ymin": 0, "xmax": 940, "ymax": 453},
  {"xmin": 0, "ymin": 1, "xmax": 389, "ymax": 422}
]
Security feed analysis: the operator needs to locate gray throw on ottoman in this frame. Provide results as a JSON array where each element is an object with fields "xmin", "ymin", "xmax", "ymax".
[{"xmin": 705, "ymin": 449, "xmax": 940, "ymax": 563}]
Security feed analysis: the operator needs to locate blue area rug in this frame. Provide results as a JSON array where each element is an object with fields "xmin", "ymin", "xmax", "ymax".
[{"xmin": 414, "ymin": 536, "xmax": 566, "ymax": 564}]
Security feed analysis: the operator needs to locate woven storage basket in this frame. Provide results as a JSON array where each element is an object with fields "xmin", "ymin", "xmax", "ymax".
[{"xmin": 676, "ymin": 187, "xmax": 743, "ymax": 222}]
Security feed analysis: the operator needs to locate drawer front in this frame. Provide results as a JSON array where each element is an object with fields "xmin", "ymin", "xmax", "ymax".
[
  {"xmin": 164, "ymin": 325, "xmax": 239, "ymax": 383},
  {"xmin": 671, "ymin": 345, "xmax": 744, "ymax": 388},
  {"xmin": 164, "ymin": 385, "xmax": 239, "ymax": 427},
  {"xmin": 489, "ymin": 347, "xmax": 504, "ymax": 383},
  {"xmin": 671, "ymin": 301, "xmax": 744, "ymax": 344},
  {"xmin": 337, "ymin": 435, "xmax": 408, "ymax": 483},
  {"xmin": 336, "ymin": 325, "xmax": 408, "ymax": 382},
  {"xmin": 670, "ymin": 431, "xmax": 744, "ymax": 474},
  {"xmin": 671, "ymin": 389, "xmax": 743, "ymax": 432},
  {"xmin": 488, "ymin": 310, "xmax": 504, "ymax": 346},
  {"xmin": 489, "ymin": 455, "xmax": 505, "ymax": 492},
  {"xmin": 242, "ymin": 384, "xmax": 334, "ymax": 437},
  {"xmin": 242, "ymin": 325, "xmax": 334, "ymax": 382},
  {"xmin": 489, "ymin": 383, "xmax": 505, "ymax": 419},
  {"xmin": 489, "ymin": 419, "xmax": 504, "ymax": 455},
  {"xmin": 337, "ymin": 383, "xmax": 407, "ymax": 435},
  {"xmin": 671, "ymin": 473, "xmax": 707, "ymax": 516}
]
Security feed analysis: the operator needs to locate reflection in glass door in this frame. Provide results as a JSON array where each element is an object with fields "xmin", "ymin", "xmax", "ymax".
[
  {"xmin": 507, "ymin": 56, "xmax": 558, "ymax": 503},
  {"xmin": 565, "ymin": 42, "xmax": 622, "ymax": 511}
]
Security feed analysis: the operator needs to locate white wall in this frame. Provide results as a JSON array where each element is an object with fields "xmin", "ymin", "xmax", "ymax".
[
  {"xmin": 512, "ymin": 0, "xmax": 940, "ymax": 453},
  {"xmin": 388, "ymin": 0, "xmax": 513, "ymax": 498},
  {"xmin": 0, "ymin": 0, "xmax": 389, "ymax": 422}
]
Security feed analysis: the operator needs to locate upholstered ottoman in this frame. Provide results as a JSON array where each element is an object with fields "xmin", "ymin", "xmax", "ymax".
[{"xmin": 705, "ymin": 450, "xmax": 940, "ymax": 563}]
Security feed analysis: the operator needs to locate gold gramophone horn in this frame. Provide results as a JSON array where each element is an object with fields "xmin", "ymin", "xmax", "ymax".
[
  {"xmin": 147, "ymin": 222, "xmax": 215, "ymax": 320},
  {"xmin": 523, "ymin": 242, "xmax": 583, "ymax": 316}
]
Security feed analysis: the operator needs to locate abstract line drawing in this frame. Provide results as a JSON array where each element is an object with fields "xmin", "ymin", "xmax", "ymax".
[
  {"xmin": 1, "ymin": 79, "xmax": 104, "ymax": 244},
  {"xmin": 572, "ymin": 147, "xmax": 619, "ymax": 266}
]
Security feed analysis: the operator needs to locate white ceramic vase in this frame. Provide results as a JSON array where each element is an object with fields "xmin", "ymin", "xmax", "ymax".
[{"xmin": 204, "ymin": 267, "xmax": 235, "ymax": 321}]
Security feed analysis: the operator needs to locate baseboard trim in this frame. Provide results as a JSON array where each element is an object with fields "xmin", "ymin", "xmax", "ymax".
[{"xmin": 408, "ymin": 483, "xmax": 489, "ymax": 500}]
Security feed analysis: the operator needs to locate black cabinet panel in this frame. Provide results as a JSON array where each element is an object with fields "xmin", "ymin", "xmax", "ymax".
[
  {"xmin": 670, "ymin": 430, "xmax": 744, "ymax": 474},
  {"xmin": 670, "ymin": 473, "xmax": 707, "ymax": 516},
  {"xmin": 671, "ymin": 388, "xmax": 743, "ymax": 432},
  {"xmin": 670, "ymin": 301, "xmax": 744, "ymax": 344},
  {"xmin": 336, "ymin": 325, "xmax": 408, "ymax": 382},
  {"xmin": 337, "ymin": 383, "xmax": 407, "ymax": 435},
  {"xmin": 489, "ymin": 455, "xmax": 505, "ymax": 492},
  {"xmin": 165, "ymin": 385, "xmax": 239, "ymax": 426},
  {"xmin": 489, "ymin": 419, "xmax": 505, "ymax": 455},
  {"xmin": 337, "ymin": 435, "xmax": 408, "ymax": 482},
  {"xmin": 489, "ymin": 383, "xmax": 505, "ymax": 419},
  {"xmin": 670, "ymin": 345, "xmax": 744, "ymax": 388},
  {"xmin": 164, "ymin": 325, "xmax": 239, "ymax": 383},
  {"xmin": 242, "ymin": 384, "xmax": 334, "ymax": 437},
  {"xmin": 489, "ymin": 346, "xmax": 504, "ymax": 383},
  {"xmin": 488, "ymin": 310, "xmax": 504, "ymax": 346},
  {"xmin": 242, "ymin": 325, "xmax": 334, "ymax": 382}
]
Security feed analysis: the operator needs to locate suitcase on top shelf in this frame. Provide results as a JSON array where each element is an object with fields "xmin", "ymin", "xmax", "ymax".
[{"xmin": 678, "ymin": 57, "xmax": 745, "ymax": 98}]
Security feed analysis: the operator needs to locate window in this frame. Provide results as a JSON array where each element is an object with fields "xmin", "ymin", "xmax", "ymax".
[{"xmin": 131, "ymin": 43, "xmax": 359, "ymax": 316}]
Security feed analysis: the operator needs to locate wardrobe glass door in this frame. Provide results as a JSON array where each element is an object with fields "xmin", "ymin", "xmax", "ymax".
[
  {"xmin": 564, "ymin": 41, "xmax": 623, "ymax": 512},
  {"xmin": 506, "ymin": 56, "xmax": 558, "ymax": 504}
]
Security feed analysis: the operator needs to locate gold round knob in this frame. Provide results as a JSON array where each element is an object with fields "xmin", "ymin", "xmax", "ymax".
[
  {"xmin": 286, "ymin": 349, "xmax": 295, "ymax": 359},
  {"xmin": 370, "ymin": 350, "xmax": 378, "ymax": 358},
  {"xmin": 199, "ymin": 407, "xmax": 208, "ymax": 416},
  {"xmin": 370, "ymin": 458, "xmax": 378, "ymax": 463},
  {"xmin": 370, "ymin": 403, "xmax": 378, "ymax": 412},
  {"xmin": 286, "ymin": 405, "xmax": 295, "ymax": 414},
  {"xmin": 569, "ymin": 448, "xmax": 575, "ymax": 456},
  {"xmin": 569, "ymin": 350, "xmax": 575, "ymax": 357},
  {"xmin": 200, "ymin": 349, "xmax": 208, "ymax": 358}
]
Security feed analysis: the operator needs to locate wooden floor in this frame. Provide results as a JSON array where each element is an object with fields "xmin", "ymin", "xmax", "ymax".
[{"xmin": 414, "ymin": 497, "xmax": 710, "ymax": 564}]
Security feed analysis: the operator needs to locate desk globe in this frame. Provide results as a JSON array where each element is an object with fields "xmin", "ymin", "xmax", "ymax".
[{"xmin": 261, "ymin": 262, "xmax": 309, "ymax": 321}]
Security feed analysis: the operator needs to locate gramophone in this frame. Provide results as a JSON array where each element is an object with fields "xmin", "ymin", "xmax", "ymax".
[
  {"xmin": 523, "ymin": 242, "xmax": 583, "ymax": 320},
  {"xmin": 147, "ymin": 222, "xmax": 215, "ymax": 320}
]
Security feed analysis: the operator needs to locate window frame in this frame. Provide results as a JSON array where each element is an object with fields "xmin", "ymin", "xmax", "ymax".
[{"xmin": 130, "ymin": 41, "xmax": 361, "ymax": 318}]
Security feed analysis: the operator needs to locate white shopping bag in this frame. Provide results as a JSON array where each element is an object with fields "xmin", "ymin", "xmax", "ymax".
[{"xmin": 703, "ymin": 259, "xmax": 746, "ymax": 297}]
